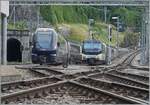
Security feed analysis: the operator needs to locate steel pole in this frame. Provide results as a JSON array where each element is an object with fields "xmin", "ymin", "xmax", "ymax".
[
  {"xmin": 108, "ymin": 25, "xmax": 112, "ymax": 65},
  {"xmin": 88, "ymin": 20, "xmax": 91, "ymax": 39},
  {"xmin": 37, "ymin": 6, "xmax": 40, "ymax": 28},
  {"xmin": 140, "ymin": 12, "xmax": 145, "ymax": 65},
  {"xmin": 145, "ymin": 6, "xmax": 149, "ymax": 64},
  {"xmin": 116, "ymin": 18, "xmax": 119, "ymax": 55},
  {"xmin": 1, "ymin": 14, "xmax": 7, "ymax": 65},
  {"xmin": 13, "ymin": 6, "xmax": 15, "ymax": 28},
  {"xmin": 148, "ymin": 2, "xmax": 150, "ymax": 65},
  {"xmin": 104, "ymin": 6, "xmax": 107, "ymax": 23},
  {"xmin": 0, "ymin": 13, "xmax": 2, "ymax": 64}
]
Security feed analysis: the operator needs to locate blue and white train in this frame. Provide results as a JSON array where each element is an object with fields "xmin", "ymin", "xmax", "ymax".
[
  {"xmin": 81, "ymin": 39, "xmax": 107, "ymax": 65},
  {"xmin": 31, "ymin": 28, "xmax": 69, "ymax": 68}
]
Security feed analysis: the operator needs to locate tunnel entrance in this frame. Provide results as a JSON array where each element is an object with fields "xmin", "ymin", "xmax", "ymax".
[{"xmin": 7, "ymin": 38, "xmax": 22, "ymax": 62}]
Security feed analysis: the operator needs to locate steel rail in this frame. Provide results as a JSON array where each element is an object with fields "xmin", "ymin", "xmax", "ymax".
[
  {"xmin": 1, "ymin": 80, "xmax": 144, "ymax": 104},
  {"xmin": 1, "ymin": 76, "xmax": 61, "ymax": 94},
  {"xmin": 69, "ymin": 81, "xmax": 146, "ymax": 104},
  {"xmin": 1, "ymin": 81, "xmax": 68, "ymax": 104},
  {"xmin": 88, "ymin": 72, "xmax": 149, "ymax": 89},
  {"xmin": 9, "ymin": 0, "xmax": 149, "ymax": 6},
  {"xmin": 31, "ymin": 67, "xmax": 65, "ymax": 74},
  {"xmin": 28, "ymin": 67, "xmax": 64, "ymax": 77},
  {"xmin": 108, "ymin": 70, "xmax": 149, "ymax": 83},
  {"xmin": 106, "ymin": 73, "xmax": 149, "ymax": 87},
  {"xmin": 75, "ymin": 77, "xmax": 149, "ymax": 103}
]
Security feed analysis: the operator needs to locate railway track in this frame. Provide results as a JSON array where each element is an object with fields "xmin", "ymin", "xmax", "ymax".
[
  {"xmin": 1, "ymin": 77, "xmax": 61, "ymax": 95},
  {"xmin": 58, "ymin": 66, "xmax": 107, "ymax": 80},
  {"xmin": 1, "ymin": 80, "xmax": 143, "ymax": 104},
  {"xmin": 29, "ymin": 67, "xmax": 64, "ymax": 77},
  {"xmin": 131, "ymin": 66, "xmax": 149, "ymax": 72},
  {"xmin": 75, "ymin": 77, "xmax": 149, "ymax": 104},
  {"xmin": 1, "ymin": 66, "xmax": 102, "ymax": 94},
  {"xmin": 73, "ymin": 69, "xmax": 101, "ymax": 77},
  {"xmin": 29, "ymin": 65, "xmax": 103, "ymax": 80},
  {"xmin": 1, "ymin": 50, "xmax": 148, "ymax": 104},
  {"xmin": 88, "ymin": 73, "xmax": 149, "ymax": 89},
  {"xmin": 108, "ymin": 70, "xmax": 149, "ymax": 84},
  {"xmin": 116, "ymin": 50, "xmax": 138, "ymax": 69}
]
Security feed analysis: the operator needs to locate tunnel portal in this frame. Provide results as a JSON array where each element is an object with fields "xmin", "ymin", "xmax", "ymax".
[{"xmin": 7, "ymin": 38, "xmax": 22, "ymax": 62}]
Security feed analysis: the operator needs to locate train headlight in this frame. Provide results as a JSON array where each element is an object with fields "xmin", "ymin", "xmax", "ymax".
[
  {"xmin": 32, "ymin": 53, "xmax": 37, "ymax": 56},
  {"xmin": 51, "ymin": 54, "xmax": 56, "ymax": 56},
  {"xmin": 82, "ymin": 54, "xmax": 87, "ymax": 60},
  {"xmin": 96, "ymin": 54, "xmax": 104, "ymax": 60}
]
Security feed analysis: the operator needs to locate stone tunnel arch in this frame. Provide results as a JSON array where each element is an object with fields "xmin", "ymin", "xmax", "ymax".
[{"xmin": 7, "ymin": 38, "xmax": 22, "ymax": 62}]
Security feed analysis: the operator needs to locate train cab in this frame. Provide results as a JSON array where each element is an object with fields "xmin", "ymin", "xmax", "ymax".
[{"xmin": 81, "ymin": 39, "xmax": 106, "ymax": 65}]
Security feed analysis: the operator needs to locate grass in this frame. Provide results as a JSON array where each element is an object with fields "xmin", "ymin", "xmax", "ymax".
[
  {"xmin": 8, "ymin": 21, "xmax": 27, "ymax": 30},
  {"xmin": 57, "ymin": 23, "xmax": 88, "ymax": 42},
  {"xmin": 57, "ymin": 22, "xmax": 125, "ymax": 46}
]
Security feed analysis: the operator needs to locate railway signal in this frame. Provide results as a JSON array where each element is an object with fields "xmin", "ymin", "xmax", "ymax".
[
  {"xmin": 89, "ymin": 19, "xmax": 95, "ymax": 28},
  {"xmin": 112, "ymin": 16, "xmax": 119, "ymax": 56},
  {"xmin": 108, "ymin": 25, "xmax": 112, "ymax": 42},
  {"xmin": 88, "ymin": 19, "xmax": 95, "ymax": 39}
]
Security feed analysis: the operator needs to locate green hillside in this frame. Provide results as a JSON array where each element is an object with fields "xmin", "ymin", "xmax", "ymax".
[
  {"xmin": 56, "ymin": 23, "xmax": 125, "ymax": 46},
  {"xmin": 40, "ymin": 5, "xmax": 102, "ymax": 25},
  {"xmin": 6, "ymin": 6, "xmax": 140, "ymax": 47},
  {"xmin": 40, "ymin": 6, "xmax": 131, "ymax": 46},
  {"xmin": 40, "ymin": 6, "xmax": 141, "ymax": 26}
]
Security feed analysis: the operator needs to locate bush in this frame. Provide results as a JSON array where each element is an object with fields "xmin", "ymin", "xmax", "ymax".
[{"xmin": 120, "ymin": 32, "xmax": 140, "ymax": 47}]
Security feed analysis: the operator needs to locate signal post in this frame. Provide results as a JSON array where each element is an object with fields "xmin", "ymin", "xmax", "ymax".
[{"xmin": 107, "ymin": 24, "xmax": 112, "ymax": 65}]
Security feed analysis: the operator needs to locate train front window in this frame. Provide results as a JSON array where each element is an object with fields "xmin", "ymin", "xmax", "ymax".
[
  {"xmin": 36, "ymin": 31, "xmax": 53, "ymax": 49},
  {"xmin": 83, "ymin": 42, "xmax": 101, "ymax": 50}
]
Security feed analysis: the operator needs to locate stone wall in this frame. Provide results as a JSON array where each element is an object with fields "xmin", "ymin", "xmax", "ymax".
[{"xmin": 7, "ymin": 29, "xmax": 31, "ymax": 63}]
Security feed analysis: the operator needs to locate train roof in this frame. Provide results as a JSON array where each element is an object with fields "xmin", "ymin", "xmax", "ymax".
[
  {"xmin": 83, "ymin": 39, "xmax": 101, "ymax": 43},
  {"xmin": 82, "ymin": 39, "xmax": 107, "ymax": 46},
  {"xmin": 35, "ymin": 28, "xmax": 56, "ymax": 32}
]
